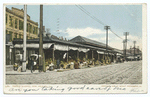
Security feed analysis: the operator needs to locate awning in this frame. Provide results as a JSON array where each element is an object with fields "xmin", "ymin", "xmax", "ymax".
[
  {"xmin": 109, "ymin": 53, "xmax": 114, "ymax": 55},
  {"xmin": 117, "ymin": 53, "xmax": 122, "ymax": 56},
  {"xmin": 14, "ymin": 43, "xmax": 53, "ymax": 49},
  {"xmin": 78, "ymin": 47, "xmax": 89, "ymax": 53},
  {"xmin": 97, "ymin": 50, "xmax": 104, "ymax": 54},
  {"xmin": 54, "ymin": 44, "xmax": 68, "ymax": 51},
  {"xmin": 127, "ymin": 56, "xmax": 134, "ymax": 59},
  {"xmin": 69, "ymin": 46, "xmax": 78, "ymax": 51}
]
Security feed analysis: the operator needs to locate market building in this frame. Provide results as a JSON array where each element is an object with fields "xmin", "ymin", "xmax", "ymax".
[{"xmin": 11, "ymin": 34, "xmax": 126, "ymax": 70}]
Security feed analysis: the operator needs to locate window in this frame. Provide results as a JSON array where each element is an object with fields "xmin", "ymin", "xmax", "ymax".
[
  {"xmin": 27, "ymin": 23, "xmax": 29, "ymax": 32},
  {"xmin": 35, "ymin": 27, "xmax": 38, "ymax": 34},
  {"xmin": 19, "ymin": 20, "xmax": 23, "ymax": 30},
  {"xmin": 6, "ymin": 14, "xmax": 7, "ymax": 24},
  {"xmin": 29, "ymin": 24, "xmax": 32, "ymax": 33},
  {"xmin": 9, "ymin": 16, "xmax": 13, "ymax": 27},
  {"xmin": 9, "ymin": 31, "xmax": 12, "ymax": 41},
  {"xmin": 19, "ymin": 34, "xmax": 21, "ymax": 38},
  {"xmin": 15, "ymin": 18, "xmax": 18, "ymax": 29},
  {"xmin": 33, "ymin": 26, "xmax": 35, "ymax": 34},
  {"xmin": 14, "ymin": 33, "xmax": 17, "ymax": 38}
]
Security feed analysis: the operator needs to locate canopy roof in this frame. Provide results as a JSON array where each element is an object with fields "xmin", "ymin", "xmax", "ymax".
[
  {"xmin": 13, "ymin": 35, "xmax": 123, "ymax": 54},
  {"xmin": 69, "ymin": 35, "xmax": 113, "ymax": 50}
]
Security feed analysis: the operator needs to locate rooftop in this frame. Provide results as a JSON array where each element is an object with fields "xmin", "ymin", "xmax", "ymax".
[{"xmin": 69, "ymin": 35, "xmax": 113, "ymax": 50}]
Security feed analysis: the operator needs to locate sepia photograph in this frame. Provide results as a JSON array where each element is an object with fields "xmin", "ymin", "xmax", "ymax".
[{"xmin": 3, "ymin": 2, "xmax": 147, "ymax": 94}]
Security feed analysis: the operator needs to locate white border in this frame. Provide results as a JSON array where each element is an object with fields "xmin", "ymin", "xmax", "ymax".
[{"xmin": 1, "ymin": 0, "xmax": 149, "ymax": 97}]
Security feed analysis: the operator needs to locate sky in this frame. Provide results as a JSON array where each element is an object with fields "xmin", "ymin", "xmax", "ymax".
[{"xmin": 6, "ymin": 4, "xmax": 142, "ymax": 50}]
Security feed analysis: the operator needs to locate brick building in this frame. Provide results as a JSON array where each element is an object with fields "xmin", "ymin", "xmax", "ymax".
[
  {"xmin": 6, "ymin": 7, "xmax": 38, "ymax": 41},
  {"xmin": 5, "ymin": 7, "xmax": 39, "ymax": 65}
]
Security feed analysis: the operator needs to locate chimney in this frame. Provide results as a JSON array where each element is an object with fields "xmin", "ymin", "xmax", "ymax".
[
  {"xmin": 61, "ymin": 36, "xmax": 63, "ymax": 40},
  {"xmin": 46, "ymin": 33, "xmax": 51, "ymax": 38}
]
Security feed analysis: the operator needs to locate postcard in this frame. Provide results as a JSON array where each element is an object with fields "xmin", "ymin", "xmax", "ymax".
[{"xmin": 3, "ymin": 3, "xmax": 147, "ymax": 94}]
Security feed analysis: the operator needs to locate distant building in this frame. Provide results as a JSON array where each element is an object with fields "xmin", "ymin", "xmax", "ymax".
[
  {"xmin": 6, "ymin": 7, "xmax": 38, "ymax": 41},
  {"xmin": 126, "ymin": 47, "xmax": 142, "ymax": 55}
]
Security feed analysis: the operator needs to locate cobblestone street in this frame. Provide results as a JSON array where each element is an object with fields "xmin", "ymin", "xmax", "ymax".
[{"xmin": 6, "ymin": 61, "xmax": 142, "ymax": 84}]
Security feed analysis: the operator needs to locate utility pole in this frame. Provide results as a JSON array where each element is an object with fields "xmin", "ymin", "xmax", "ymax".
[
  {"xmin": 130, "ymin": 46, "xmax": 132, "ymax": 54},
  {"xmin": 137, "ymin": 46, "xmax": 139, "ymax": 54},
  {"xmin": 39, "ymin": 5, "xmax": 44, "ymax": 72},
  {"xmin": 104, "ymin": 26, "xmax": 110, "ymax": 56},
  {"xmin": 22, "ymin": 5, "xmax": 27, "ymax": 72},
  {"xmin": 123, "ymin": 40, "xmax": 125, "ymax": 58},
  {"xmin": 133, "ymin": 41, "xmax": 136, "ymax": 59},
  {"xmin": 57, "ymin": 18, "xmax": 59, "ymax": 32},
  {"xmin": 124, "ymin": 32, "xmax": 129, "ymax": 60}
]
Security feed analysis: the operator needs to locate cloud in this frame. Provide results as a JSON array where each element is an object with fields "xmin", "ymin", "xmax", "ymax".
[
  {"xmin": 109, "ymin": 41, "xmax": 123, "ymax": 50},
  {"xmin": 109, "ymin": 34, "xmax": 142, "ymax": 50},
  {"xmin": 61, "ymin": 27, "xmax": 142, "ymax": 50},
  {"xmin": 90, "ymin": 37, "xmax": 111, "ymax": 41},
  {"xmin": 100, "ymin": 37, "xmax": 111, "ymax": 41},
  {"xmin": 66, "ymin": 27, "xmax": 108, "ymax": 38}
]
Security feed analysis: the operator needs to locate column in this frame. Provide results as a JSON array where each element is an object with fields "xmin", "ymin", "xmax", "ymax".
[
  {"xmin": 103, "ymin": 52, "xmax": 105, "ymax": 64},
  {"xmin": 28, "ymin": 49, "xmax": 29, "ymax": 62},
  {"xmin": 67, "ymin": 51, "xmax": 68, "ymax": 63},
  {"xmin": 92, "ymin": 50, "xmax": 94, "ymax": 65},
  {"xmin": 52, "ymin": 45, "xmax": 54, "ymax": 62},
  {"xmin": 17, "ymin": 19, "xmax": 19, "ymax": 30},
  {"xmin": 31, "ymin": 25, "xmax": 33, "ymax": 34},
  {"xmin": 13, "ymin": 47, "xmax": 16, "ymax": 64},
  {"xmin": 43, "ymin": 50, "xmax": 46, "ymax": 72},
  {"xmin": 98, "ymin": 53, "xmax": 99, "ymax": 61},
  {"xmin": 116, "ymin": 54, "xmax": 117, "ymax": 62},
  {"xmin": 13, "ymin": 17, "xmax": 15, "ymax": 29},
  {"xmin": 77, "ymin": 50, "xmax": 79, "ymax": 61},
  {"xmin": 111, "ymin": 53, "xmax": 112, "ymax": 62},
  {"xmin": 92, "ymin": 50, "xmax": 93, "ymax": 60},
  {"xmin": 67, "ymin": 46, "xmax": 69, "ymax": 62}
]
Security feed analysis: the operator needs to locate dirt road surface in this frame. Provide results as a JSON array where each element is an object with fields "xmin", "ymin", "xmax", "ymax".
[{"xmin": 6, "ymin": 61, "xmax": 142, "ymax": 84}]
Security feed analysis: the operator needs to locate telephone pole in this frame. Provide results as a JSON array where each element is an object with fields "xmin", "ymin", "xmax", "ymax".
[
  {"xmin": 133, "ymin": 41, "xmax": 136, "ymax": 59},
  {"xmin": 137, "ymin": 46, "xmax": 139, "ymax": 54},
  {"xmin": 39, "ymin": 5, "xmax": 44, "ymax": 72},
  {"xmin": 104, "ymin": 26, "xmax": 110, "ymax": 56},
  {"xmin": 130, "ymin": 46, "xmax": 132, "ymax": 54},
  {"xmin": 22, "ymin": 5, "xmax": 27, "ymax": 72},
  {"xmin": 124, "ymin": 32, "xmax": 129, "ymax": 60},
  {"xmin": 123, "ymin": 40, "xmax": 126, "ymax": 58}
]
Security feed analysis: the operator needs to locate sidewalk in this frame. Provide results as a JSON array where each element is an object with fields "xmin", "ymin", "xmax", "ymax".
[
  {"xmin": 5, "ymin": 69, "xmax": 69, "ymax": 75},
  {"xmin": 6, "ymin": 70, "xmax": 52, "ymax": 75},
  {"xmin": 6, "ymin": 65, "xmax": 13, "ymax": 71},
  {"xmin": 6, "ymin": 61, "xmax": 140, "ymax": 75}
]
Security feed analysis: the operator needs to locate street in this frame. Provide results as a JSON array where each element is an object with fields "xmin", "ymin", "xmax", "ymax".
[{"xmin": 6, "ymin": 61, "xmax": 142, "ymax": 84}]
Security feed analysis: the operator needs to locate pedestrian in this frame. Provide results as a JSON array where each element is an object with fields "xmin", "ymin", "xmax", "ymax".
[
  {"xmin": 56, "ymin": 58, "xmax": 60, "ymax": 69},
  {"xmin": 30, "ymin": 57, "xmax": 34, "ymax": 73}
]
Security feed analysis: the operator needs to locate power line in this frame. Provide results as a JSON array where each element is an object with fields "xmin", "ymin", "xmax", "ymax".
[
  {"xmin": 75, "ymin": 5, "xmax": 106, "ymax": 26},
  {"xmin": 76, "ymin": 4, "xmax": 139, "ymax": 50},
  {"xmin": 109, "ymin": 29, "xmax": 123, "ymax": 40},
  {"xmin": 75, "ymin": 4, "xmax": 125, "ymax": 41}
]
